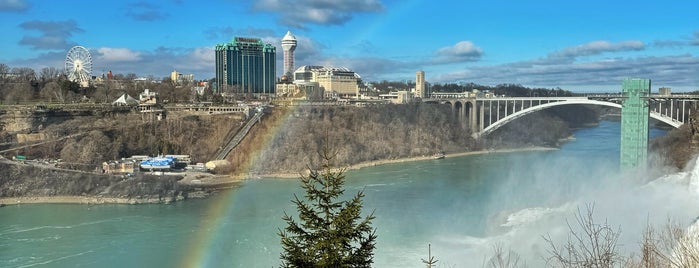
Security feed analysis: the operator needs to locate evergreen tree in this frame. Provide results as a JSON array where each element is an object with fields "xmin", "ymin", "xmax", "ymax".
[{"xmin": 279, "ymin": 151, "xmax": 377, "ymax": 267}]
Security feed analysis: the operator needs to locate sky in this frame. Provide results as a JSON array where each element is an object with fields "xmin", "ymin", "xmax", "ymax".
[{"xmin": 2, "ymin": 0, "xmax": 699, "ymax": 92}]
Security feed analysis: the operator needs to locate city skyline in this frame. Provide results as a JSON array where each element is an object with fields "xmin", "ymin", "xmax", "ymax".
[{"xmin": 1, "ymin": 0, "xmax": 699, "ymax": 92}]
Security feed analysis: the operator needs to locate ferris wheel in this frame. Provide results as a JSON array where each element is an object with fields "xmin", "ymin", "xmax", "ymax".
[{"xmin": 65, "ymin": 46, "xmax": 92, "ymax": 85}]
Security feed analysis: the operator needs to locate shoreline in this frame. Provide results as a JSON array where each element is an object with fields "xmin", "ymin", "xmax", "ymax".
[
  {"xmin": 257, "ymin": 146, "xmax": 558, "ymax": 179},
  {"xmin": 0, "ymin": 196, "xmax": 171, "ymax": 206},
  {"xmin": 0, "ymin": 146, "xmax": 556, "ymax": 206}
]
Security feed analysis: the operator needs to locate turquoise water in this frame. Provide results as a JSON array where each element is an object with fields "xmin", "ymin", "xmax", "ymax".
[{"xmin": 0, "ymin": 121, "xmax": 674, "ymax": 267}]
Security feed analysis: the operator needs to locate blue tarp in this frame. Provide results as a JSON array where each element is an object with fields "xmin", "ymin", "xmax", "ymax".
[{"xmin": 140, "ymin": 156, "xmax": 176, "ymax": 168}]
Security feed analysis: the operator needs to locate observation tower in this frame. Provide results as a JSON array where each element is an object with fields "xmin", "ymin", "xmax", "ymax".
[{"xmin": 281, "ymin": 31, "xmax": 297, "ymax": 79}]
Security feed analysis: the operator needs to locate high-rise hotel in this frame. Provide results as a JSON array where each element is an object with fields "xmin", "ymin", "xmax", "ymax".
[
  {"xmin": 215, "ymin": 37, "xmax": 276, "ymax": 95},
  {"xmin": 281, "ymin": 31, "xmax": 297, "ymax": 79}
]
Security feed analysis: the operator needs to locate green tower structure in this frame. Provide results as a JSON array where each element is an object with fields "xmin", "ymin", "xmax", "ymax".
[
  {"xmin": 215, "ymin": 37, "xmax": 276, "ymax": 95},
  {"xmin": 620, "ymin": 78, "xmax": 651, "ymax": 168}
]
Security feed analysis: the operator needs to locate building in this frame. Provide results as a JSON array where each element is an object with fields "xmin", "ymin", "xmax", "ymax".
[
  {"xmin": 102, "ymin": 160, "xmax": 136, "ymax": 174},
  {"xmin": 215, "ymin": 37, "xmax": 276, "ymax": 95},
  {"xmin": 415, "ymin": 70, "xmax": 426, "ymax": 98},
  {"xmin": 379, "ymin": 91, "xmax": 412, "ymax": 104},
  {"xmin": 293, "ymin": 66, "xmax": 360, "ymax": 98},
  {"xmin": 276, "ymin": 82, "xmax": 296, "ymax": 97},
  {"xmin": 138, "ymin": 89, "xmax": 164, "ymax": 120},
  {"xmin": 281, "ymin": 31, "xmax": 297, "ymax": 79},
  {"xmin": 659, "ymin": 87, "xmax": 671, "ymax": 96},
  {"xmin": 139, "ymin": 88, "xmax": 159, "ymax": 104},
  {"xmin": 171, "ymin": 70, "xmax": 194, "ymax": 85}
]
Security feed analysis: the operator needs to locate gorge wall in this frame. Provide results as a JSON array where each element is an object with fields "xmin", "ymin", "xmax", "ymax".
[{"xmin": 226, "ymin": 103, "xmax": 588, "ymax": 175}]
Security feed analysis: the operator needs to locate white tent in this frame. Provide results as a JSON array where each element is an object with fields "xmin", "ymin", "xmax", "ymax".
[{"xmin": 112, "ymin": 93, "xmax": 139, "ymax": 106}]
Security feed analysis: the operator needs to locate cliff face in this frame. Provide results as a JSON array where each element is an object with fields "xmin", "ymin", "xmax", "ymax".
[
  {"xmin": 2, "ymin": 110, "xmax": 243, "ymax": 170},
  {"xmin": 649, "ymin": 120, "xmax": 698, "ymax": 170},
  {"xmin": 0, "ymin": 159, "xmax": 193, "ymax": 202},
  {"xmin": 226, "ymin": 103, "xmax": 582, "ymax": 175},
  {"xmin": 258, "ymin": 104, "xmax": 477, "ymax": 174},
  {"xmin": 0, "ymin": 103, "xmax": 594, "ymax": 200}
]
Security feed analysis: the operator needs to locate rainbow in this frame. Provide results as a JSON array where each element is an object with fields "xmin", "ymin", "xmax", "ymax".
[
  {"xmin": 176, "ymin": 2, "xmax": 426, "ymax": 264},
  {"xmin": 178, "ymin": 105, "xmax": 297, "ymax": 268}
]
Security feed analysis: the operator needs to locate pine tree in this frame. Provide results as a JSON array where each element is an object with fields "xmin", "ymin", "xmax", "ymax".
[{"xmin": 278, "ymin": 150, "xmax": 377, "ymax": 267}]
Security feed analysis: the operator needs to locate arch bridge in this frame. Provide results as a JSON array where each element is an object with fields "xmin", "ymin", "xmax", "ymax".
[
  {"xmin": 425, "ymin": 95, "xmax": 698, "ymax": 137},
  {"xmin": 423, "ymin": 79, "xmax": 699, "ymax": 168}
]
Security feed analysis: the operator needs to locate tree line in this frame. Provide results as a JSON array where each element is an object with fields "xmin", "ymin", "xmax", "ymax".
[
  {"xmin": 0, "ymin": 63, "xmax": 221, "ymax": 105},
  {"xmin": 368, "ymin": 79, "xmax": 574, "ymax": 97}
]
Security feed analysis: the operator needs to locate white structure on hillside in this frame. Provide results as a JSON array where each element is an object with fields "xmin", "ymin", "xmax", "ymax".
[
  {"xmin": 112, "ymin": 93, "xmax": 138, "ymax": 106},
  {"xmin": 281, "ymin": 31, "xmax": 297, "ymax": 79}
]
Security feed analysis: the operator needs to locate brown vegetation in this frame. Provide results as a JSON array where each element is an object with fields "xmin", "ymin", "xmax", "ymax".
[
  {"xmin": 225, "ymin": 103, "xmax": 587, "ymax": 175},
  {"xmin": 649, "ymin": 122, "xmax": 697, "ymax": 170},
  {"xmin": 14, "ymin": 112, "xmax": 242, "ymax": 170},
  {"xmin": 228, "ymin": 103, "xmax": 479, "ymax": 175},
  {"xmin": 0, "ymin": 159, "xmax": 192, "ymax": 201},
  {"xmin": 3, "ymin": 101, "xmax": 591, "ymax": 176}
]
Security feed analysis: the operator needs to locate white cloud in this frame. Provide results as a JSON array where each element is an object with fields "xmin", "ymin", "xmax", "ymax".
[
  {"xmin": 97, "ymin": 47, "xmax": 142, "ymax": 62},
  {"xmin": 433, "ymin": 41, "xmax": 483, "ymax": 64},
  {"xmin": 549, "ymin": 40, "xmax": 645, "ymax": 61},
  {"xmin": 432, "ymin": 53, "xmax": 699, "ymax": 90},
  {"xmin": 253, "ymin": 0, "xmax": 383, "ymax": 28},
  {"xmin": 183, "ymin": 47, "xmax": 214, "ymax": 70}
]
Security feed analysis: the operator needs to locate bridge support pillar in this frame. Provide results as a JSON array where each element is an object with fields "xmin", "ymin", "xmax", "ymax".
[
  {"xmin": 465, "ymin": 100, "xmax": 480, "ymax": 131},
  {"xmin": 479, "ymin": 102, "xmax": 485, "ymax": 132},
  {"xmin": 620, "ymin": 78, "xmax": 650, "ymax": 168}
]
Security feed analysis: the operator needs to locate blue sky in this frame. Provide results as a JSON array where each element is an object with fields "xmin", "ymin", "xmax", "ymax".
[{"xmin": 2, "ymin": 0, "xmax": 699, "ymax": 92}]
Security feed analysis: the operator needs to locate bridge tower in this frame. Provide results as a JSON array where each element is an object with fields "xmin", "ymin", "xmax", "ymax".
[{"xmin": 620, "ymin": 78, "xmax": 651, "ymax": 168}]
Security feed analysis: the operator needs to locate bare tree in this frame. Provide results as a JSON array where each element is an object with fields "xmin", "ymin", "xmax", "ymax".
[
  {"xmin": 12, "ymin": 67, "xmax": 36, "ymax": 81},
  {"xmin": 543, "ymin": 204, "xmax": 622, "ymax": 268},
  {"xmin": 40, "ymin": 81, "xmax": 63, "ymax": 102},
  {"xmin": 628, "ymin": 220, "xmax": 699, "ymax": 268},
  {"xmin": 4, "ymin": 83, "xmax": 33, "ymax": 103},
  {"xmin": 39, "ymin": 67, "xmax": 61, "ymax": 81},
  {"xmin": 0, "ymin": 63, "xmax": 9, "ymax": 74},
  {"xmin": 484, "ymin": 244, "xmax": 524, "ymax": 268}
]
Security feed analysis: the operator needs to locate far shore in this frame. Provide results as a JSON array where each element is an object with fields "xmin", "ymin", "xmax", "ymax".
[
  {"xmin": 256, "ymin": 146, "xmax": 558, "ymax": 179},
  {"xmin": 0, "ymin": 146, "xmax": 556, "ymax": 206},
  {"xmin": 0, "ymin": 196, "xmax": 170, "ymax": 206}
]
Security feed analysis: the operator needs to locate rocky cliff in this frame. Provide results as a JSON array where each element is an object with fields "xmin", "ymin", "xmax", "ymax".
[
  {"xmin": 0, "ymin": 103, "xmax": 595, "ymax": 200},
  {"xmin": 0, "ymin": 158, "xmax": 197, "ymax": 203},
  {"xmin": 649, "ymin": 119, "xmax": 699, "ymax": 170},
  {"xmin": 226, "ymin": 103, "xmax": 586, "ymax": 175}
]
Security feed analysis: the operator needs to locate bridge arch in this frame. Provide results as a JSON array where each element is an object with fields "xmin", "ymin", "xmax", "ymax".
[
  {"xmin": 454, "ymin": 101, "xmax": 463, "ymax": 121},
  {"xmin": 478, "ymin": 99, "xmax": 681, "ymax": 137}
]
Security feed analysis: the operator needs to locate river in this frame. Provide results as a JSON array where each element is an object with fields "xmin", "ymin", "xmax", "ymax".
[{"xmin": 2, "ymin": 120, "xmax": 699, "ymax": 267}]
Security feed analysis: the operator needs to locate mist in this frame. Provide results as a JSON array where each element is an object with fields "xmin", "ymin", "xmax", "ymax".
[{"xmin": 423, "ymin": 130, "xmax": 699, "ymax": 267}]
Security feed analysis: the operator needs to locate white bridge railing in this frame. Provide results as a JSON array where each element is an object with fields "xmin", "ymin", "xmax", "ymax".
[{"xmin": 423, "ymin": 95, "xmax": 699, "ymax": 137}]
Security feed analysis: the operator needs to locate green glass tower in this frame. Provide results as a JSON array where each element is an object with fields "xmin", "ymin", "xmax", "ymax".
[
  {"xmin": 620, "ymin": 78, "xmax": 650, "ymax": 168},
  {"xmin": 215, "ymin": 37, "xmax": 276, "ymax": 95}
]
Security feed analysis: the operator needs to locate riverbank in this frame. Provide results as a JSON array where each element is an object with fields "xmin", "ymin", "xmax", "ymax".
[
  {"xmin": 258, "ymin": 146, "xmax": 557, "ymax": 179},
  {"xmin": 0, "ymin": 196, "xmax": 173, "ymax": 205},
  {"xmin": 0, "ymin": 147, "xmax": 556, "ymax": 206}
]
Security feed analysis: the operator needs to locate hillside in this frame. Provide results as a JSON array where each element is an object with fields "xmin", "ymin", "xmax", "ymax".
[
  {"xmin": 649, "ymin": 119, "xmax": 699, "ymax": 170},
  {"xmin": 0, "ymin": 158, "xmax": 196, "ymax": 203},
  {"xmin": 0, "ymin": 103, "xmax": 598, "ymax": 200},
  {"xmin": 226, "ymin": 103, "xmax": 589, "ymax": 175},
  {"xmin": 3, "ymin": 111, "xmax": 244, "ymax": 170}
]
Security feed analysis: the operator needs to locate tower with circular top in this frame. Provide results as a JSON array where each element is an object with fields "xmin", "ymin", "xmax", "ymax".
[{"xmin": 281, "ymin": 31, "xmax": 297, "ymax": 80}]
